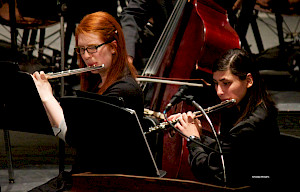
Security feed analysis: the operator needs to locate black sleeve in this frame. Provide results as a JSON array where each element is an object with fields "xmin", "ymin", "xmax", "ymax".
[
  {"xmin": 187, "ymin": 135, "xmax": 225, "ymax": 184},
  {"xmin": 186, "ymin": 104, "xmax": 279, "ymax": 186}
]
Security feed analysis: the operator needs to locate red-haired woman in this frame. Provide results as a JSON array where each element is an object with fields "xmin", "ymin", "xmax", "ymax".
[{"xmin": 30, "ymin": 12, "xmax": 144, "ymax": 191}]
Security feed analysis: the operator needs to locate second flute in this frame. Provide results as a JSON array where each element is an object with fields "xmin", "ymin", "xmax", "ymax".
[{"xmin": 144, "ymin": 99, "xmax": 236, "ymax": 134}]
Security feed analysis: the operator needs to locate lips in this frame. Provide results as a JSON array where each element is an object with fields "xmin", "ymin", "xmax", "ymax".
[
  {"xmin": 221, "ymin": 98, "xmax": 230, "ymax": 102},
  {"xmin": 87, "ymin": 63, "xmax": 97, "ymax": 67}
]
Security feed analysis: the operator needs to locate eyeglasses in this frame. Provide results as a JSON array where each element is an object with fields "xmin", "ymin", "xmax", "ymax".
[{"xmin": 74, "ymin": 40, "xmax": 112, "ymax": 55}]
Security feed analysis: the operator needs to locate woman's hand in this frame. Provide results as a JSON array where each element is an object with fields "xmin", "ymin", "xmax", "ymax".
[
  {"xmin": 31, "ymin": 71, "xmax": 64, "ymax": 128},
  {"xmin": 167, "ymin": 113, "xmax": 181, "ymax": 122},
  {"xmin": 31, "ymin": 71, "xmax": 53, "ymax": 102},
  {"xmin": 173, "ymin": 111, "xmax": 202, "ymax": 138}
]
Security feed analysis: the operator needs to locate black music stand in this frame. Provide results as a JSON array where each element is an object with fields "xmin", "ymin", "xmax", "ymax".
[
  {"xmin": 1, "ymin": 61, "xmax": 53, "ymax": 183},
  {"xmin": 60, "ymin": 96, "xmax": 162, "ymax": 177},
  {"xmin": 75, "ymin": 90, "xmax": 125, "ymax": 107},
  {"xmin": 1, "ymin": 63, "xmax": 52, "ymax": 134}
]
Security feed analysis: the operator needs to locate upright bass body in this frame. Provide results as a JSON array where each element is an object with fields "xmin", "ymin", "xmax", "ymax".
[{"xmin": 143, "ymin": 0, "xmax": 240, "ymax": 181}]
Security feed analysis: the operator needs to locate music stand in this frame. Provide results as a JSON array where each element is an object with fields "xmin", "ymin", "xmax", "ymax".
[
  {"xmin": 1, "ymin": 61, "xmax": 53, "ymax": 183},
  {"xmin": 1, "ymin": 62, "xmax": 52, "ymax": 134},
  {"xmin": 75, "ymin": 90, "xmax": 125, "ymax": 107},
  {"xmin": 60, "ymin": 96, "xmax": 162, "ymax": 177}
]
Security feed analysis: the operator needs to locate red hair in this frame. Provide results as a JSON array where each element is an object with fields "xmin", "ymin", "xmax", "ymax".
[{"xmin": 75, "ymin": 11, "xmax": 137, "ymax": 94}]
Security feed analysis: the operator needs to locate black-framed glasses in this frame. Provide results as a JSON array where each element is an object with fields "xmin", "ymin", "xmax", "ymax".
[{"xmin": 74, "ymin": 40, "xmax": 112, "ymax": 55}]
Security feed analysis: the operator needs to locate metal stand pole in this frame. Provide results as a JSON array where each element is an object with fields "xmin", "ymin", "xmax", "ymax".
[
  {"xmin": 58, "ymin": 2, "xmax": 68, "ymax": 173},
  {"xmin": 3, "ymin": 130, "xmax": 15, "ymax": 183},
  {"xmin": 5, "ymin": 0, "xmax": 18, "ymax": 183}
]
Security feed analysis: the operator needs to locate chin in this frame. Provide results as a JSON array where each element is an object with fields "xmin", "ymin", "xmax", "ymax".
[{"xmin": 91, "ymin": 70, "xmax": 100, "ymax": 74}]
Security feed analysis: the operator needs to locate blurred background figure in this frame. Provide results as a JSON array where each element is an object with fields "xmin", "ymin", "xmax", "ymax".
[{"xmin": 121, "ymin": 0, "xmax": 177, "ymax": 73}]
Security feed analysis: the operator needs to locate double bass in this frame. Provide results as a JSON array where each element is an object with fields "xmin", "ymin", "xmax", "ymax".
[{"xmin": 141, "ymin": 0, "xmax": 240, "ymax": 181}]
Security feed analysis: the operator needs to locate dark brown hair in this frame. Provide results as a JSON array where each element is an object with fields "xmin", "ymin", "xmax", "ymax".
[{"xmin": 213, "ymin": 48, "xmax": 276, "ymax": 124}]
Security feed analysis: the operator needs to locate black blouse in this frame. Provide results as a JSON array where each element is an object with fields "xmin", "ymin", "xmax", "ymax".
[
  {"xmin": 102, "ymin": 75, "xmax": 144, "ymax": 119},
  {"xmin": 187, "ymin": 102, "xmax": 280, "ymax": 188}
]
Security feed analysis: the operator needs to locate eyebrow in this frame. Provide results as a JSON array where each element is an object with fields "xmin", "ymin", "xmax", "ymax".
[
  {"xmin": 213, "ymin": 78, "xmax": 227, "ymax": 82},
  {"xmin": 78, "ymin": 44, "xmax": 98, "ymax": 47},
  {"xmin": 219, "ymin": 78, "xmax": 228, "ymax": 82}
]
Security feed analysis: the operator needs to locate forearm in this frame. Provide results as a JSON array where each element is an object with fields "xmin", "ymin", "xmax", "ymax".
[
  {"xmin": 187, "ymin": 136, "xmax": 224, "ymax": 183},
  {"xmin": 31, "ymin": 71, "xmax": 66, "ymax": 136},
  {"xmin": 42, "ymin": 95, "xmax": 64, "ymax": 128}
]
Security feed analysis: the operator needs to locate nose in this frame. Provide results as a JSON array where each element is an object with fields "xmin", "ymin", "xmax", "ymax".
[
  {"xmin": 81, "ymin": 50, "xmax": 92, "ymax": 60},
  {"xmin": 216, "ymin": 85, "xmax": 224, "ymax": 96}
]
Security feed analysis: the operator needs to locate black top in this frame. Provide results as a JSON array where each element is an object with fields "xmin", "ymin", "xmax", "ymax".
[
  {"xmin": 187, "ymin": 102, "xmax": 280, "ymax": 188},
  {"xmin": 102, "ymin": 75, "xmax": 144, "ymax": 119}
]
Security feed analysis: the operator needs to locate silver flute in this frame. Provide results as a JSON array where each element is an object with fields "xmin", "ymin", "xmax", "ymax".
[
  {"xmin": 46, "ymin": 64, "xmax": 105, "ymax": 79},
  {"xmin": 144, "ymin": 99, "xmax": 236, "ymax": 134}
]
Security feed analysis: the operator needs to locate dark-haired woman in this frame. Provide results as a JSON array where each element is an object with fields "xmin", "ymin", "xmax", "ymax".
[{"xmin": 169, "ymin": 48, "xmax": 280, "ymax": 189}]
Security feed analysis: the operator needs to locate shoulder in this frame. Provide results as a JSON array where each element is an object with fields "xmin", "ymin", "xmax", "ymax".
[
  {"xmin": 248, "ymin": 103, "xmax": 278, "ymax": 125},
  {"xmin": 103, "ymin": 76, "xmax": 143, "ymax": 101},
  {"xmin": 104, "ymin": 76, "xmax": 144, "ymax": 117},
  {"xmin": 109, "ymin": 76, "xmax": 141, "ymax": 92},
  {"xmin": 231, "ymin": 103, "xmax": 279, "ymax": 136}
]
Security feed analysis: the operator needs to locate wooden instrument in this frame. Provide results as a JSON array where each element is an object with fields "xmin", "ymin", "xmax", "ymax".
[{"xmin": 46, "ymin": 64, "xmax": 104, "ymax": 79}]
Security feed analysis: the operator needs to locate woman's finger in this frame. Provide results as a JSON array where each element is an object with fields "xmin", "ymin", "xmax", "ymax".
[
  {"xmin": 186, "ymin": 111, "xmax": 195, "ymax": 124},
  {"xmin": 30, "ymin": 74, "xmax": 37, "ymax": 83},
  {"xmin": 33, "ymin": 71, "xmax": 42, "ymax": 80},
  {"xmin": 40, "ymin": 71, "xmax": 47, "ymax": 80},
  {"xmin": 174, "ymin": 120, "xmax": 183, "ymax": 130},
  {"xmin": 178, "ymin": 113, "xmax": 187, "ymax": 127},
  {"xmin": 169, "ymin": 113, "xmax": 181, "ymax": 121}
]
